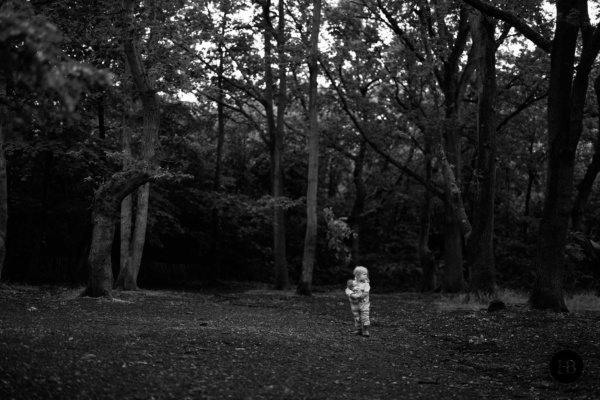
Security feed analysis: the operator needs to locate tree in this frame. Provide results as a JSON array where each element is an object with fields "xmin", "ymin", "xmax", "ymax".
[
  {"xmin": 82, "ymin": 171, "xmax": 153, "ymax": 297},
  {"xmin": 260, "ymin": 0, "xmax": 291, "ymax": 290},
  {"xmin": 571, "ymin": 75, "xmax": 600, "ymax": 233},
  {"xmin": 464, "ymin": 0, "xmax": 600, "ymax": 310},
  {"xmin": 370, "ymin": 0, "xmax": 471, "ymax": 292},
  {"xmin": 297, "ymin": 0, "xmax": 323, "ymax": 296},
  {"xmin": 114, "ymin": 0, "xmax": 161, "ymax": 291},
  {"xmin": 466, "ymin": 8, "xmax": 497, "ymax": 296}
]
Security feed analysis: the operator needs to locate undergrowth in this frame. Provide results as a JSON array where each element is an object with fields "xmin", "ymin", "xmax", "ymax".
[{"xmin": 436, "ymin": 289, "xmax": 600, "ymax": 312}]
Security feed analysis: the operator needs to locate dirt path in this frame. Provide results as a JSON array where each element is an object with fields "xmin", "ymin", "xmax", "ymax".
[{"xmin": 0, "ymin": 286, "xmax": 599, "ymax": 399}]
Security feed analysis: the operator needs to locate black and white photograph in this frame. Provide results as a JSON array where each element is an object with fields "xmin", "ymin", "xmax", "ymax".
[{"xmin": 0, "ymin": 0, "xmax": 599, "ymax": 398}]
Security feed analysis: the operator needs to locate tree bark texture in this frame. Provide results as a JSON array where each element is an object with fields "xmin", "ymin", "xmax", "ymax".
[
  {"xmin": 115, "ymin": 0, "xmax": 160, "ymax": 290},
  {"xmin": 0, "ymin": 60, "xmax": 10, "ymax": 281},
  {"xmin": 467, "ymin": 0, "xmax": 600, "ymax": 312},
  {"xmin": 298, "ymin": 0, "xmax": 322, "ymax": 296},
  {"xmin": 571, "ymin": 75, "xmax": 600, "ymax": 232},
  {"xmin": 530, "ymin": 0, "xmax": 580, "ymax": 312},
  {"xmin": 116, "ymin": 192, "xmax": 134, "ymax": 289},
  {"xmin": 530, "ymin": 0, "xmax": 600, "ymax": 311},
  {"xmin": 0, "ymin": 124, "xmax": 7, "ymax": 281},
  {"xmin": 467, "ymin": 10, "xmax": 497, "ymax": 296},
  {"xmin": 437, "ymin": 5, "xmax": 470, "ymax": 293},
  {"xmin": 263, "ymin": 0, "xmax": 290, "ymax": 290},
  {"xmin": 130, "ymin": 183, "xmax": 149, "ymax": 283},
  {"xmin": 82, "ymin": 171, "xmax": 153, "ymax": 297},
  {"xmin": 116, "ymin": 122, "xmax": 134, "ymax": 290},
  {"xmin": 436, "ymin": 141, "xmax": 471, "ymax": 293},
  {"xmin": 418, "ymin": 145, "xmax": 436, "ymax": 292}
]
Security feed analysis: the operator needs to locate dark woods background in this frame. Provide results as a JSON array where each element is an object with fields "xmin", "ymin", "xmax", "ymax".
[{"xmin": 1, "ymin": 0, "xmax": 599, "ymax": 295}]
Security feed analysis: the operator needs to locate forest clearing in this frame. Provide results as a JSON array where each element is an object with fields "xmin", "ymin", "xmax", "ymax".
[
  {"xmin": 1, "ymin": 284, "xmax": 599, "ymax": 400},
  {"xmin": 3, "ymin": 5, "xmax": 600, "ymax": 399}
]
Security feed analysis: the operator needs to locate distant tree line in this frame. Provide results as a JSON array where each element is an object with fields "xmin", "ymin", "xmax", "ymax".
[{"xmin": 0, "ymin": 0, "xmax": 599, "ymax": 309}]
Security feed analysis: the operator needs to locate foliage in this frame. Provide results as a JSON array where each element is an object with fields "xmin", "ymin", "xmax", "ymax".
[
  {"xmin": 1, "ymin": 0, "xmax": 600, "ymax": 296},
  {"xmin": 0, "ymin": 0, "xmax": 111, "ymax": 119},
  {"xmin": 323, "ymin": 207, "xmax": 353, "ymax": 264}
]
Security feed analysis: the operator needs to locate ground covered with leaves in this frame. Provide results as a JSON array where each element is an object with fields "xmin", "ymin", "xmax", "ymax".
[{"xmin": 0, "ymin": 284, "xmax": 599, "ymax": 399}]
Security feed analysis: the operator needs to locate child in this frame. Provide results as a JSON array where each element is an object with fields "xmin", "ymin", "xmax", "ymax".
[{"xmin": 345, "ymin": 266, "xmax": 371, "ymax": 337}]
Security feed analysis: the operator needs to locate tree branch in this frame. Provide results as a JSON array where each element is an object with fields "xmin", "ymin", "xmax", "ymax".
[
  {"xmin": 320, "ymin": 59, "xmax": 445, "ymax": 199},
  {"xmin": 462, "ymin": 0, "xmax": 552, "ymax": 53}
]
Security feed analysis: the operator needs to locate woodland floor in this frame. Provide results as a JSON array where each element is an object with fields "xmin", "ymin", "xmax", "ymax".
[{"xmin": 0, "ymin": 284, "xmax": 599, "ymax": 400}]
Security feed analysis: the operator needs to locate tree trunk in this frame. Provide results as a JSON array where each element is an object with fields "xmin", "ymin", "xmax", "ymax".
[
  {"xmin": 274, "ymin": 0, "xmax": 290, "ymax": 290},
  {"xmin": 522, "ymin": 141, "xmax": 536, "ymax": 241},
  {"xmin": 440, "ymin": 101, "xmax": 465, "ymax": 293},
  {"xmin": 467, "ymin": 0, "xmax": 599, "ymax": 312},
  {"xmin": 130, "ymin": 183, "xmax": 149, "ymax": 283},
  {"xmin": 297, "ymin": 0, "xmax": 322, "ymax": 296},
  {"xmin": 84, "ymin": 212, "xmax": 116, "ymax": 297},
  {"xmin": 263, "ymin": 0, "xmax": 290, "ymax": 290},
  {"xmin": 437, "ymin": 140, "xmax": 470, "ymax": 293},
  {"xmin": 116, "ymin": 122, "xmax": 134, "ymax": 290},
  {"xmin": 0, "ymin": 61, "xmax": 10, "ymax": 282},
  {"xmin": 530, "ymin": 0, "xmax": 581, "ymax": 312},
  {"xmin": 0, "ymin": 126, "xmax": 7, "ymax": 281},
  {"xmin": 467, "ymin": 9, "xmax": 497, "ymax": 297},
  {"xmin": 419, "ymin": 146, "xmax": 435, "ymax": 292},
  {"xmin": 211, "ymin": 8, "xmax": 228, "ymax": 282},
  {"xmin": 432, "ymin": 5, "xmax": 469, "ymax": 294},
  {"xmin": 82, "ymin": 171, "xmax": 153, "ymax": 297},
  {"xmin": 571, "ymin": 75, "xmax": 600, "ymax": 232},
  {"xmin": 114, "ymin": 0, "xmax": 160, "ymax": 291},
  {"xmin": 116, "ymin": 192, "xmax": 133, "ymax": 289},
  {"xmin": 349, "ymin": 140, "xmax": 367, "ymax": 267}
]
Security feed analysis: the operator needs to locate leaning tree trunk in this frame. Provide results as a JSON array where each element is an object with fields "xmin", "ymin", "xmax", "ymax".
[
  {"xmin": 297, "ymin": 0, "xmax": 322, "ymax": 296},
  {"xmin": 115, "ymin": 0, "xmax": 160, "ymax": 290},
  {"xmin": 82, "ymin": 171, "xmax": 153, "ymax": 297},
  {"xmin": 467, "ymin": 9, "xmax": 497, "ymax": 297}
]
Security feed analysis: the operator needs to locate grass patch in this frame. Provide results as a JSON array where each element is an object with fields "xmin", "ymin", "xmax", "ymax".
[
  {"xmin": 435, "ymin": 289, "xmax": 527, "ymax": 311},
  {"xmin": 566, "ymin": 292, "xmax": 600, "ymax": 311},
  {"xmin": 436, "ymin": 289, "xmax": 600, "ymax": 312}
]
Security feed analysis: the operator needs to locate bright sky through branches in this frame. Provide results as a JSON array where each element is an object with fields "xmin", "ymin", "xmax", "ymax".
[{"xmin": 178, "ymin": 0, "xmax": 600, "ymax": 103}]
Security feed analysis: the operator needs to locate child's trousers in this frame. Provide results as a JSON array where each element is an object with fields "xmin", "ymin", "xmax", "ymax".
[{"xmin": 351, "ymin": 301, "xmax": 370, "ymax": 327}]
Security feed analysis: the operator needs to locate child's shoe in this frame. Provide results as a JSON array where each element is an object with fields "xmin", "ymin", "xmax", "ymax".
[
  {"xmin": 354, "ymin": 326, "xmax": 362, "ymax": 335},
  {"xmin": 362, "ymin": 325, "xmax": 370, "ymax": 337}
]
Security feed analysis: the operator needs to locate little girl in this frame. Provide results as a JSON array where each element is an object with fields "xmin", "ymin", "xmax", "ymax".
[{"xmin": 345, "ymin": 266, "xmax": 371, "ymax": 337}]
